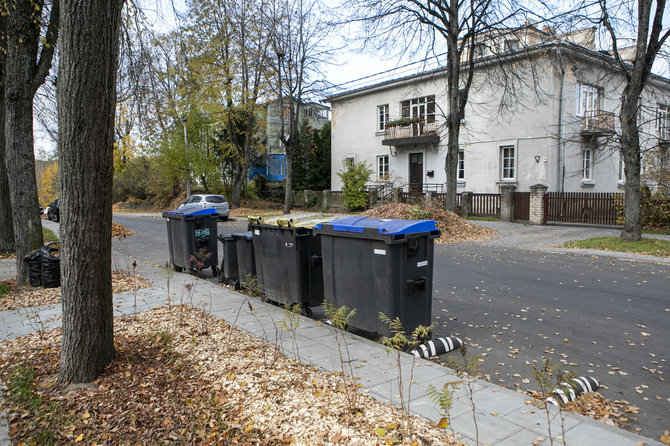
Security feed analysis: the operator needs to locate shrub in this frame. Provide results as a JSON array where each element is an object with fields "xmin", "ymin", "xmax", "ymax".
[
  {"xmin": 615, "ymin": 188, "xmax": 670, "ymax": 230},
  {"xmin": 338, "ymin": 161, "xmax": 373, "ymax": 211}
]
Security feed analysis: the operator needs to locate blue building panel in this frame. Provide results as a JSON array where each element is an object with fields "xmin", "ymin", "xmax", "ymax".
[{"xmin": 248, "ymin": 154, "xmax": 287, "ymax": 182}]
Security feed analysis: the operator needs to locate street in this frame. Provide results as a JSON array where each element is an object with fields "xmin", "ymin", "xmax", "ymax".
[{"xmin": 112, "ymin": 213, "xmax": 670, "ymax": 440}]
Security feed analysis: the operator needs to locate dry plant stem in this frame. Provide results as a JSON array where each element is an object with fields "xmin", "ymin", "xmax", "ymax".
[{"xmin": 464, "ymin": 376, "xmax": 479, "ymax": 446}]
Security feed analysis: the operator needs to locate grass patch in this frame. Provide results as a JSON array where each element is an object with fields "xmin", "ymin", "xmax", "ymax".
[
  {"xmin": 0, "ymin": 283, "xmax": 11, "ymax": 298},
  {"xmin": 42, "ymin": 227, "xmax": 58, "ymax": 243},
  {"xmin": 562, "ymin": 237, "xmax": 670, "ymax": 257}
]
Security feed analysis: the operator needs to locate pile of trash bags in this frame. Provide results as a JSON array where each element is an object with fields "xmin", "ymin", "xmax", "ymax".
[{"xmin": 22, "ymin": 242, "xmax": 60, "ymax": 288}]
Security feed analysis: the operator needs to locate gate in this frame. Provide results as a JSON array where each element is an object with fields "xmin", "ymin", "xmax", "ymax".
[
  {"xmin": 514, "ymin": 192, "xmax": 530, "ymax": 221},
  {"xmin": 544, "ymin": 192, "xmax": 622, "ymax": 226}
]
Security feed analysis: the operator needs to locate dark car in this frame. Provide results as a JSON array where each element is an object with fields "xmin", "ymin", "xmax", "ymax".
[{"xmin": 47, "ymin": 198, "xmax": 60, "ymax": 222}]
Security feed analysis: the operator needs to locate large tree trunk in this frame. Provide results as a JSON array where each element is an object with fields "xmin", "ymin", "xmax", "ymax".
[
  {"xmin": 0, "ymin": 27, "xmax": 14, "ymax": 253},
  {"xmin": 4, "ymin": 0, "xmax": 47, "ymax": 283},
  {"xmin": 619, "ymin": 91, "xmax": 642, "ymax": 241},
  {"xmin": 58, "ymin": 0, "xmax": 124, "ymax": 384}
]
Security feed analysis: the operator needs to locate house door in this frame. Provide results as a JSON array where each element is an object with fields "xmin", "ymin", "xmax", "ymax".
[{"xmin": 409, "ymin": 152, "xmax": 423, "ymax": 194}]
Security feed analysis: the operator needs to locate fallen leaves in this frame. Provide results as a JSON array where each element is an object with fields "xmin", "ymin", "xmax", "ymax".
[
  {"xmin": 0, "ymin": 270, "xmax": 151, "ymax": 311},
  {"xmin": 0, "ymin": 306, "xmax": 464, "ymax": 446},
  {"xmin": 362, "ymin": 203, "xmax": 497, "ymax": 244},
  {"xmin": 112, "ymin": 222, "xmax": 134, "ymax": 239}
]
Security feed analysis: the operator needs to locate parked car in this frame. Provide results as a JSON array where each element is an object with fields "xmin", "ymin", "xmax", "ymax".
[
  {"xmin": 39, "ymin": 204, "xmax": 43, "ymax": 215},
  {"xmin": 47, "ymin": 198, "xmax": 60, "ymax": 222},
  {"xmin": 178, "ymin": 194, "xmax": 230, "ymax": 221}
]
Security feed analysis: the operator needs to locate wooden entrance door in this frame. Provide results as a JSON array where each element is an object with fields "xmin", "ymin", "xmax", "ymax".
[{"xmin": 409, "ymin": 152, "xmax": 423, "ymax": 194}]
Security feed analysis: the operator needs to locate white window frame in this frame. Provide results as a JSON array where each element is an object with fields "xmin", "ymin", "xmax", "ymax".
[
  {"xmin": 504, "ymin": 39, "xmax": 520, "ymax": 52},
  {"xmin": 343, "ymin": 157, "xmax": 355, "ymax": 169},
  {"xmin": 377, "ymin": 154, "xmax": 389, "ymax": 180},
  {"xmin": 500, "ymin": 146, "xmax": 515, "ymax": 180},
  {"xmin": 576, "ymin": 83, "xmax": 601, "ymax": 117},
  {"xmin": 458, "ymin": 150, "xmax": 465, "ymax": 180},
  {"xmin": 657, "ymin": 104, "xmax": 670, "ymax": 140},
  {"xmin": 377, "ymin": 104, "xmax": 389, "ymax": 131},
  {"xmin": 401, "ymin": 95, "xmax": 436, "ymax": 123},
  {"xmin": 582, "ymin": 148, "xmax": 593, "ymax": 180}
]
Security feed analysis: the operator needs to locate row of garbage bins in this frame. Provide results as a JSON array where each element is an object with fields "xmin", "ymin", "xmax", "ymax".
[{"xmin": 163, "ymin": 208, "xmax": 440, "ymax": 336}]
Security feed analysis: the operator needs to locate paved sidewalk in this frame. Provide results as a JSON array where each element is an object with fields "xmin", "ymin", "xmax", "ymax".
[{"xmin": 0, "ymin": 255, "xmax": 663, "ymax": 446}]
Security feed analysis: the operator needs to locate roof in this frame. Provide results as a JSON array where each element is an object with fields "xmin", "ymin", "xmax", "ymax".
[{"xmin": 324, "ymin": 41, "xmax": 670, "ymax": 103}]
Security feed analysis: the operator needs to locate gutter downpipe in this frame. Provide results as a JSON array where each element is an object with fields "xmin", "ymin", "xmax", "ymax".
[{"xmin": 556, "ymin": 47, "xmax": 566, "ymax": 192}]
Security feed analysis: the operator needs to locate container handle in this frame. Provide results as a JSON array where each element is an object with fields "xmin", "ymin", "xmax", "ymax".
[
  {"xmin": 277, "ymin": 218, "xmax": 293, "ymax": 227},
  {"xmin": 248, "ymin": 216, "xmax": 263, "ymax": 224},
  {"xmin": 405, "ymin": 277, "xmax": 426, "ymax": 295}
]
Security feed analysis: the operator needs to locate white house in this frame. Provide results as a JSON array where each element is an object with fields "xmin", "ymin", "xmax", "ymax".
[{"xmin": 326, "ymin": 26, "xmax": 670, "ymax": 194}]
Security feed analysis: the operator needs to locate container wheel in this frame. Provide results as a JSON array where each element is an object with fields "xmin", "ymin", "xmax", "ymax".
[
  {"xmin": 211, "ymin": 265, "xmax": 219, "ymax": 277},
  {"xmin": 173, "ymin": 264, "xmax": 183, "ymax": 272},
  {"xmin": 301, "ymin": 306, "xmax": 313, "ymax": 318}
]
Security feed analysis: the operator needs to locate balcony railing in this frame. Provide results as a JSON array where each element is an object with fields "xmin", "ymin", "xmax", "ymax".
[
  {"xmin": 581, "ymin": 110, "xmax": 615, "ymax": 135},
  {"xmin": 382, "ymin": 121, "xmax": 440, "ymax": 146}
]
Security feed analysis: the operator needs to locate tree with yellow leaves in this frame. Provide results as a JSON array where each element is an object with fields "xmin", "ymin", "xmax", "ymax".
[{"xmin": 39, "ymin": 161, "xmax": 58, "ymax": 206}]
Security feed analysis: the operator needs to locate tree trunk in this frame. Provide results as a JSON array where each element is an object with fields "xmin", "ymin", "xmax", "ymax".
[
  {"xmin": 619, "ymin": 92, "xmax": 642, "ymax": 241},
  {"xmin": 231, "ymin": 163, "xmax": 244, "ymax": 209},
  {"xmin": 0, "ymin": 29, "xmax": 14, "ymax": 253},
  {"xmin": 4, "ymin": 0, "xmax": 45, "ymax": 282},
  {"xmin": 283, "ymin": 145, "xmax": 293, "ymax": 215},
  {"xmin": 58, "ymin": 0, "xmax": 124, "ymax": 384}
]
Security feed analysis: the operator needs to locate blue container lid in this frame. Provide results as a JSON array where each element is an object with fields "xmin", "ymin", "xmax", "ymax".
[
  {"xmin": 314, "ymin": 216, "xmax": 437, "ymax": 236},
  {"xmin": 162, "ymin": 208, "xmax": 219, "ymax": 218}
]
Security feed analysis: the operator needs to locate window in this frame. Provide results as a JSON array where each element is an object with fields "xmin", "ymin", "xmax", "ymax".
[
  {"xmin": 618, "ymin": 153, "xmax": 625, "ymax": 182},
  {"xmin": 500, "ymin": 146, "xmax": 515, "ymax": 180},
  {"xmin": 343, "ymin": 157, "xmax": 355, "ymax": 169},
  {"xmin": 657, "ymin": 104, "xmax": 670, "ymax": 140},
  {"xmin": 504, "ymin": 39, "xmax": 520, "ymax": 52},
  {"xmin": 582, "ymin": 149, "xmax": 593, "ymax": 180},
  {"xmin": 282, "ymin": 106, "xmax": 291, "ymax": 120},
  {"xmin": 576, "ymin": 83, "xmax": 601, "ymax": 117},
  {"xmin": 400, "ymin": 95, "xmax": 436, "ymax": 123},
  {"xmin": 473, "ymin": 43, "xmax": 487, "ymax": 58},
  {"xmin": 458, "ymin": 150, "xmax": 465, "ymax": 179},
  {"xmin": 377, "ymin": 155, "xmax": 389, "ymax": 180},
  {"xmin": 268, "ymin": 157, "xmax": 286, "ymax": 176},
  {"xmin": 191, "ymin": 196, "xmax": 202, "ymax": 203},
  {"xmin": 660, "ymin": 146, "xmax": 669, "ymax": 169},
  {"xmin": 377, "ymin": 104, "xmax": 389, "ymax": 131}
]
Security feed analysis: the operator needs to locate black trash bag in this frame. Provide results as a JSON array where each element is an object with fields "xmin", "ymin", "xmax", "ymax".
[
  {"xmin": 41, "ymin": 243, "xmax": 61, "ymax": 288},
  {"xmin": 23, "ymin": 250, "xmax": 43, "ymax": 287}
]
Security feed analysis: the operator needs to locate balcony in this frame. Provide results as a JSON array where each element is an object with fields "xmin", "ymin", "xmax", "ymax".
[
  {"xmin": 382, "ymin": 120, "xmax": 440, "ymax": 147},
  {"xmin": 581, "ymin": 110, "xmax": 615, "ymax": 136}
]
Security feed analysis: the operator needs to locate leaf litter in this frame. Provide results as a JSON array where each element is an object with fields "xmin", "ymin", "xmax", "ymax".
[
  {"xmin": 0, "ymin": 306, "xmax": 464, "ymax": 445},
  {"xmin": 362, "ymin": 203, "xmax": 496, "ymax": 244},
  {"xmin": 0, "ymin": 270, "xmax": 151, "ymax": 311}
]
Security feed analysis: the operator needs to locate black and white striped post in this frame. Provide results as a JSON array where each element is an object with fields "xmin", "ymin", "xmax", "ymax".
[
  {"xmin": 410, "ymin": 337, "xmax": 463, "ymax": 359},
  {"xmin": 546, "ymin": 376, "xmax": 600, "ymax": 406}
]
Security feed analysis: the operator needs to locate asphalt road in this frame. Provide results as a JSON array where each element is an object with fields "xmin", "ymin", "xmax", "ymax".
[{"xmin": 112, "ymin": 213, "xmax": 670, "ymax": 440}]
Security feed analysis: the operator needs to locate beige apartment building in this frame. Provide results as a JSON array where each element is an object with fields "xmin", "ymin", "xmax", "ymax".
[{"xmin": 326, "ymin": 27, "xmax": 670, "ymax": 194}]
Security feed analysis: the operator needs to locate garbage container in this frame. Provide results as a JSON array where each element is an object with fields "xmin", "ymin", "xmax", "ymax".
[
  {"xmin": 248, "ymin": 216, "xmax": 336, "ymax": 313},
  {"xmin": 314, "ymin": 216, "xmax": 440, "ymax": 337},
  {"xmin": 232, "ymin": 232, "xmax": 255, "ymax": 287},
  {"xmin": 217, "ymin": 234, "xmax": 238, "ymax": 286},
  {"xmin": 162, "ymin": 208, "xmax": 219, "ymax": 276}
]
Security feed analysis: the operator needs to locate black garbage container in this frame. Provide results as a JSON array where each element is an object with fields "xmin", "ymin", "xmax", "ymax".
[
  {"xmin": 248, "ymin": 216, "xmax": 333, "ymax": 312},
  {"xmin": 232, "ymin": 232, "xmax": 255, "ymax": 286},
  {"xmin": 162, "ymin": 208, "xmax": 219, "ymax": 276},
  {"xmin": 217, "ymin": 234, "xmax": 239, "ymax": 285},
  {"xmin": 314, "ymin": 216, "xmax": 440, "ymax": 337}
]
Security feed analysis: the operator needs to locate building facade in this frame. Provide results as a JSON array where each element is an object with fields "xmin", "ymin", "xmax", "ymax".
[
  {"xmin": 327, "ymin": 27, "xmax": 670, "ymax": 194},
  {"xmin": 251, "ymin": 100, "xmax": 330, "ymax": 181}
]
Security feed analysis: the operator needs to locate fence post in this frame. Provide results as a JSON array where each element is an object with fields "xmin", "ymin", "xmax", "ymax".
[
  {"xmin": 461, "ymin": 191, "xmax": 472, "ymax": 217},
  {"xmin": 425, "ymin": 191, "xmax": 432, "ymax": 208},
  {"xmin": 529, "ymin": 184, "xmax": 548, "ymax": 225},
  {"xmin": 500, "ymin": 185, "xmax": 516, "ymax": 222},
  {"xmin": 393, "ymin": 187, "xmax": 402, "ymax": 203},
  {"xmin": 322, "ymin": 190, "xmax": 331, "ymax": 211}
]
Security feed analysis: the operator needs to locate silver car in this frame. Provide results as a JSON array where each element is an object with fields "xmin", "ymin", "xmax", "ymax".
[{"xmin": 178, "ymin": 194, "xmax": 230, "ymax": 221}]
